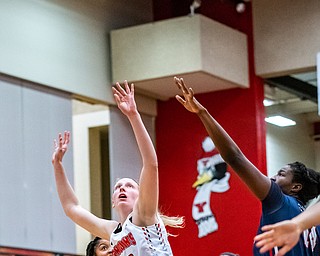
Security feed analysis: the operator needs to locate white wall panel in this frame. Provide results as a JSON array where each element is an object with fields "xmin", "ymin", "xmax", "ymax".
[
  {"xmin": 266, "ymin": 114, "xmax": 315, "ymax": 177},
  {"xmin": 0, "ymin": 80, "xmax": 25, "ymax": 246},
  {"xmin": 0, "ymin": 78, "xmax": 75, "ymax": 253}
]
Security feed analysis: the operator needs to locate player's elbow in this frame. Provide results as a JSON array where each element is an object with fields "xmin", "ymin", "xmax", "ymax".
[{"xmin": 64, "ymin": 204, "xmax": 80, "ymax": 219}]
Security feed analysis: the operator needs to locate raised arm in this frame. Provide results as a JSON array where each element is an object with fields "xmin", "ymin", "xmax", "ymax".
[
  {"xmin": 112, "ymin": 81, "xmax": 158, "ymax": 226},
  {"xmin": 174, "ymin": 77, "xmax": 271, "ymax": 200},
  {"xmin": 52, "ymin": 131, "xmax": 117, "ymax": 239},
  {"xmin": 254, "ymin": 202, "xmax": 320, "ymax": 255}
]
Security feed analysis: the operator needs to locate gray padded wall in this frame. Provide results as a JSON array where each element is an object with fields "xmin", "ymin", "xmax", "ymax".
[{"xmin": 0, "ymin": 79, "xmax": 76, "ymax": 253}]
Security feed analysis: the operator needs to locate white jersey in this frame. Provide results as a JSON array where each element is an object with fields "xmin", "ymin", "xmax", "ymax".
[{"xmin": 110, "ymin": 214, "xmax": 173, "ymax": 256}]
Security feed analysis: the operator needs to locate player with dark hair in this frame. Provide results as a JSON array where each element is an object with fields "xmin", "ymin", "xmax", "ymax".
[
  {"xmin": 173, "ymin": 76, "xmax": 320, "ymax": 256},
  {"xmin": 86, "ymin": 237, "xmax": 112, "ymax": 256}
]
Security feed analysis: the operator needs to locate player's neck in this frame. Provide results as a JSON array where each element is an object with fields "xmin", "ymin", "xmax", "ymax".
[{"xmin": 117, "ymin": 207, "xmax": 133, "ymax": 225}]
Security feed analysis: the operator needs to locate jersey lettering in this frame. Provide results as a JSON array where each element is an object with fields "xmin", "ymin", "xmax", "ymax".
[
  {"xmin": 303, "ymin": 227, "xmax": 318, "ymax": 251},
  {"xmin": 112, "ymin": 232, "xmax": 136, "ymax": 256}
]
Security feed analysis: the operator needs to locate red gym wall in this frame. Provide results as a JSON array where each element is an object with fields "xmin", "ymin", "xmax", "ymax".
[{"xmin": 154, "ymin": 1, "xmax": 267, "ymax": 255}]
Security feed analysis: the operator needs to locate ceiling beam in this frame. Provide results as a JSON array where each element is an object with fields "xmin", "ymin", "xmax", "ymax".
[{"xmin": 265, "ymin": 76, "xmax": 318, "ymax": 103}]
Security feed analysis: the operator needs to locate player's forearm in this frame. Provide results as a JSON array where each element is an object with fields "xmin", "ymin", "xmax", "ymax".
[
  {"xmin": 127, "ymin": 112, "xmax": 157, "ymax": 167},
  {"xmin": 195, "ymin": 103, "xmax": 271, "ymax": 200},
  {"xmin": 53, "ymin": 163, "xmax": 79, "ymax": 215},
  {"xmin": 197, "ymin": 108, "xmax": 242, "ymax": 164},
  {"xmin": 292, "ymin": 202, "xmax": 320, "ymax": 232},
  {"xmin": 127, "ymin": 112, "xmax": 159, "ymax": 220}
]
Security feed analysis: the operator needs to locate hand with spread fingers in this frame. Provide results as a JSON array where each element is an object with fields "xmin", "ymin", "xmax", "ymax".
[
  {"xmin": 112, "ymin": 80, "xmax": 137, "ymax": 117},
  {"xmin": 254, "ymin": 220, "xmax": 301, "ymax": 256},
  {"xmin": 174, "ymin": 76, "xmax": 204, "ymax": 114}
]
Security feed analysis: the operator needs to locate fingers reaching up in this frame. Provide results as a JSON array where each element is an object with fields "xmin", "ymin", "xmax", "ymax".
[
  {"xmin": 112, "ymin": 80, "xmax": 137, "ymax": 116},
  {"xmin": 174, "ymin": 77, "xmax": 194, "ymax": 96},
  {"xmin": 174, "ymin": 76, "xmax": 203, "ymax": 114},
  {"xmin": 113, "ymin": 80, "xmax": 133, "ymax": 100},
  {"xmin": 52, "ymin": 131, "xmax": 70, "ymax": 164}
]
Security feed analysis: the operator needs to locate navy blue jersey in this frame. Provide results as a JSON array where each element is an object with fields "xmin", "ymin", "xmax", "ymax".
[{"xmin": 253, "ymin": 181, "xmax": 320, "ymax": 256}]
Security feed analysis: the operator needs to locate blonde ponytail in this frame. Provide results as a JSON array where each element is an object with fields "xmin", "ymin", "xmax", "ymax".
[{"xmin": 157, "ymin": 212, "xmax": 185, "ymax": 238}]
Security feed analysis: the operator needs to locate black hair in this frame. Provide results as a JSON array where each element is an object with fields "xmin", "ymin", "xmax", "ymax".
[
  {"xmin": 289, "ymin": 161, "xmax": 320, "ymax": 204},
  {"xmin": 86, "ymin": 237, "xmax": 101, "ymax": 256}
]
